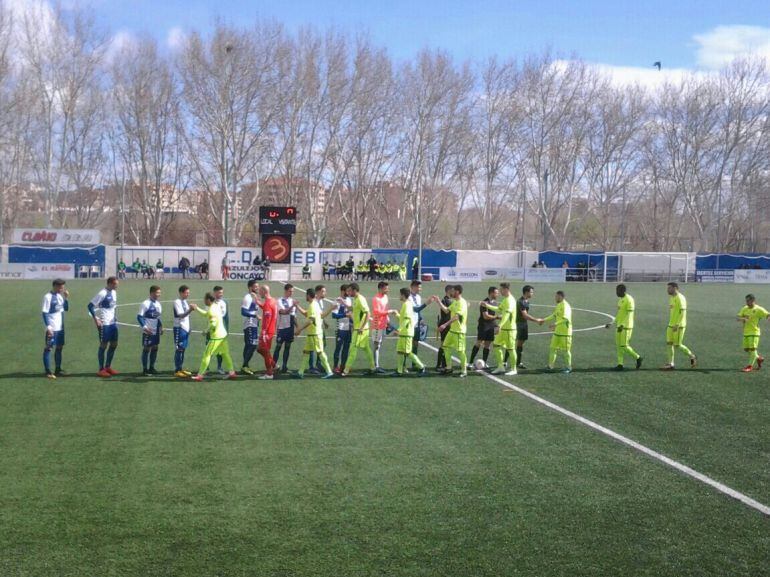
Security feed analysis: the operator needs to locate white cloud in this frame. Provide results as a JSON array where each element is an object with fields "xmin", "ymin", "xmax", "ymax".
[
  {"xmin": 166, "ymin": 26, "xmax": 186, "ymax": 51},
  {"xmin": 693, "ymin": 25, "xmax": 770, "ymax": 69},
  {"xmin": 105, "ymin": 29, "xmax": 137, "ymax": 62},
  {"xmin": 591, "ymin": 63, "xmax": 706, "ymax": 89}
]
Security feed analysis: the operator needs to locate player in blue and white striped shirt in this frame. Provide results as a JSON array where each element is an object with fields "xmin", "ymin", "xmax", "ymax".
[
  {"xmin": 137, "ymin": 285, "xmax": 163, "ymax": 376},
  {"xmin": 173, "ymin": 285, "xmax": 194, "ymax": 377},
  {"xmin": 41, "ymin": 279, "xmax": 69, "ymax": 379},
  {"xmin": 88, "ymin": 276, "xmax": 120, "ymax": 377}
]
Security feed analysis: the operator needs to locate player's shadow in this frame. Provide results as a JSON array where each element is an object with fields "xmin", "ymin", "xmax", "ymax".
[{"xmin": 0, "ymin": 372, "xmax": 190, "ymax": 382}]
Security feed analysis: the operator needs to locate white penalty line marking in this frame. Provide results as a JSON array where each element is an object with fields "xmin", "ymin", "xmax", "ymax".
[{"xmin": 417, "ymin": 338, "xmax": 770, "ymax": 517}]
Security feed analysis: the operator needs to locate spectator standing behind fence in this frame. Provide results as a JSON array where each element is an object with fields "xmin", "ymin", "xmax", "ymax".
[
  {"xmin": 262, "ymin": 257, "xmax": 270, "ymax": 280},
  {"xmin": 179, "ymin": 256, "xmax": 190, "ymax": 279},
  {"xmin": 221, "ymin": 256, "xmax": 230, "ymax": 280}
]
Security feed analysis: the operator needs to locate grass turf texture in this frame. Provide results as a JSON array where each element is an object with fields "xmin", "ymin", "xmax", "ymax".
[{"xmin": 0, "ymin": 279, "xmax": 768, "ymax": 576}]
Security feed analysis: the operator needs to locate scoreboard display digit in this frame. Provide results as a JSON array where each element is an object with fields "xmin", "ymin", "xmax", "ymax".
[{"xmin": 259, "ymin": 206, "xmax": 297, "ymax": 234}]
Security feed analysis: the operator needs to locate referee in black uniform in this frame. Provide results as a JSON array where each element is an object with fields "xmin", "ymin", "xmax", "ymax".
[{"xmin": 515, "ymin": 285, "xmax": 542, "ymax": 369}]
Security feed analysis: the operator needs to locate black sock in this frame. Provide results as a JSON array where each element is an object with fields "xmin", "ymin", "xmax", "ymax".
[
  {"xmin": 437, "ymin": 347, "xmax": 445, "ymax": 368},
  {"xmin": 516, "ymin": 347, "xmax": 523, "ymax": 365},
  {"xmin": 469, "ymin": 345, "xmax": 479, "ymax": 363},
  {"xmin": 482, "ymin": 348, "xmax": 490, "ymax": 362}
]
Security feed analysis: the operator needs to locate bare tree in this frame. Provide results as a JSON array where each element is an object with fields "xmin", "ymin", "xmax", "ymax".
[
  {"xmin": 110, "ymin": 38, "xmax": 190, "ymax": 243},
  {"xmin": 19, "ymin": 5, "xmax": 105, "ymax": 227},
  {"xmin": 396, "ymin": 49, "xmax": 474, "ymax": 248},
  {"xmin": 519, "ymin": 54, "xmax": 600, "ymax": 249},
  {"xmin": 179, "ymin": 23, "xmax": 283, "ymax": 245},
  {"xmin": 583, "ymin": 84, "xmax": 648, "ymax": 249}
]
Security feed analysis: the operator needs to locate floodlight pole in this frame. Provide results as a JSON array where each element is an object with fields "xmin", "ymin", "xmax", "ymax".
[
  {"xmin": 542, "ymin": 169, "xmax": 549, "ymax": 250},
  {"xmin": 417, "ymin": 183, "xmax": 423, "ymax": 279}
]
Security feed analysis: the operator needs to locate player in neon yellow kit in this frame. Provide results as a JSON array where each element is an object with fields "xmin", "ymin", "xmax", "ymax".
[
  {"xmin": 392, "ymin": 288, "xmax": 426, "ymax": 376},
  {"xmin": 433, "ymin": 284, "xmax": 469, "ymax": 377},
  {"xmin": 542, "ymin": 290, "xmax": 572, "ymax": 373},
  {"xmin": 192, "ymin": 292, "xmax": 236, "ymax": 381},
  {"xmin": 342, "ymin": 283, "xmax": 376, "ymax": 375},
  {"xmin": 737, "ymin": 293, "xmax": 769, "ymax": 372},
  {"xmin": 661, "ymin": 282, "xmax": 696, "ymax": 370},
  {"xmin": 295, "ymin": 288, "xmax": 334, "ymax": 378},
  {"xmin": 606, "ymin": 284, "xmax": 642, "ymax": 371},
  {"xmin": 480, "ymin": 282, "xmax": 517, "ymax": 376}
]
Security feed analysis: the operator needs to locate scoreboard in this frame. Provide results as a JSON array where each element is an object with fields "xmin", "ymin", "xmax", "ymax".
[{"xmin": 259, "ymin": 206, "xmax": 297, "ymax": 234}]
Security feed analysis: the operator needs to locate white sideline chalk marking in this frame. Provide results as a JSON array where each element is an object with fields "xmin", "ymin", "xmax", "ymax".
[{"xmin": 418, "ymin": 338, "xmax": 770, "ymax": 517}]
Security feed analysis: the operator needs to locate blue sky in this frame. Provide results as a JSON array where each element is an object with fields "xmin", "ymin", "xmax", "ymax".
[{"xmin": 84, "ymin": 0, "xmax": 770, "ymax": 70}]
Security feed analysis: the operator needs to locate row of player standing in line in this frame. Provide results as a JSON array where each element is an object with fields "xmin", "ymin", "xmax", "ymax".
[{"xmin": 40, "ymin": 277, "xmax": 768, "ymax": 379}]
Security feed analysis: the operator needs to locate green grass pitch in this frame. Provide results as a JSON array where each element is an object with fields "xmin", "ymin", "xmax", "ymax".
[{"xmin": 0, "ymin": 278, "xmax": 768, "ymax": 576}]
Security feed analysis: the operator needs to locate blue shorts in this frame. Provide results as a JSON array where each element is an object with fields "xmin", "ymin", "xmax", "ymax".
[
  {"xmin": 142, "ymin": 332, "xmax": 161, "ymax": 348},
  {"xmin": 174, "ymin": 327, "xmax": 189, "ymax": 351},
  {"xmin": 277, "ymin": 327, "xmax": 294, "ymax": 344},
  {"xmin": 335, "ymin": 330, "xmax": 351, "ymax": 346},
  {"xmin": 45, "ymin": 330, "xmax": 65, "ymax": 348},
  {"xmin": 244, "ymin": 327, "xmax": 260, "ymax": 346},
  {"xmin": 98, "ymin": 324, "xmax": 118, "ymax": 344}
]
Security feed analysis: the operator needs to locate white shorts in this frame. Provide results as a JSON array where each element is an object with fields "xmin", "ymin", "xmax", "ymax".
[{"xmin": 372, "ymin": 328, "xmax": 386, "ymax": 344}]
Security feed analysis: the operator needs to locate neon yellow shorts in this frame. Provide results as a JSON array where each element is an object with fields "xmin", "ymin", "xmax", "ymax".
[
  {"xmin": 666, "ymin": 326, "xmax": 686, "ymax": 346},
  {"xmin": 303, "ymin": 334, "xmax": 324, "ymax": 353},
  {"xmin": 616, "ymin": 328, "xmax": 633, "ymax": 348},
  {"xmin": 743, "ymin": 334, "xmax": 760, "ymax": 350},
  {"xmin": 353, "ymin": 329, "xmax": 370, "ymax": 349},
  {"xmin": 494, "ymin": 328, "xmax": 516, "ymax": 350},
  {"xmin": 550, "ymin": 334, "xmax": 572, "ymax": 351},
  {"xmin": 397, "ymin": 334, "xmax": 413, "ymax": 354},
  {"xmin": 443, "ymin": 331, "xmax": 467, "ymax": 353}
]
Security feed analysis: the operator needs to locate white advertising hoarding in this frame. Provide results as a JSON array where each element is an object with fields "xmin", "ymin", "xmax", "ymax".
[
  {"xmin": 733, "ymin": 269, "xmax": 770, "ymax": 283},
  {"xmin": 0, "ymin": 263, "xmax": 75, "ymax": 279},
  {"xmin": 12, "ymin": 228, "xmax": 100, "ymax": 245}
]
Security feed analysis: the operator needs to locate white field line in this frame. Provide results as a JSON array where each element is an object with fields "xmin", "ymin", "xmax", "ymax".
[{"xmin": 419, "ymin": 335, "xmax": 770, "ymax": 517}]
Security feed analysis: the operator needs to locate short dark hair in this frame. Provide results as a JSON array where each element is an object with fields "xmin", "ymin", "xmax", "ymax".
[
  {"xmin": 488, "ymin": 286, "xmax": 498, "ymax": 295},
  {"xmin": 340, "ymin": 284, "xmax": 349, "ymax": 292},
  {"xmin": 349, "ymin": 283, "xmax": 360, "ymax": 293},
  {"xmin": 106, "ymin": 276, "xmax": 118, "ymax": 284},
  {"xmin": 455, "ymin": 284, "xmax": 463, "ymax": 294},
  {"xmin": 149, "ymin": 285, "xmax": 161, "ymax": 293},
  {"xmin": 746, "ymin": 293, "xmax": 756, "ymax": 301},
  {"xmin": 410, "ymin": 280, "xmax": 422, "ymax": 288},
  {"xmin": 378, "ymin": 281, "xmax": 389, "ymax": 290},
  {"xmin": 306, "ymin": 288, "xmax": 316, "ymax": 299},
  {"xmin": 556, "ymin": 290, "xmax": 565, "ymax": 297},
  {"xmin": 178, "ymin": 285, "xmax": 189, "ymax": 293},
  {"xmin": 213, "ymin": 285, "xmax": 223, "ymax": 292},
  {"xmin": 284, "ymin": 283, "xmax": 294, "ymax": 291},
  {"xmin": 52, "ymin": 279, "xmax": 66, "ymax": 287},
  {"xmin": 445, "ymin": 285, "xmax": 454, "ymax": 293},
  {"xmin": 248, "ymin": 279, "xmax": 258, "ymax": 289},
  {"xmin": 204, "ymin": 292, "xmax": 215, "ymax": 303},
  {"xmin": 399, "ymin": 287, "xmax": 410, "ymax": 298},
  {"xmin": 314, "ymin": 284, "xmax": 325, "ymax": 292},
  {"xmin": 522, "ymin": 285, "xmax": 534, "ymax": 294},
  {"xmin": 667, "ymin": 282, "xmax": 679, "ymax": 289},
  {"xmin": 499, "ymin": 282, "xmax": 510, "ymax": 290}
]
